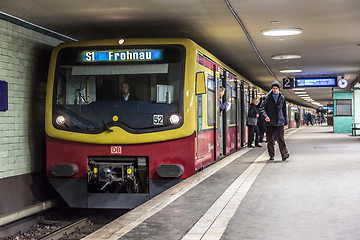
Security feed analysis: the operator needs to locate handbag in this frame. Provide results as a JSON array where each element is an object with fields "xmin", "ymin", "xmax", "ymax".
[{"xmin": 246, "ymin": 116, "xmax": 258, "ymax": 126}]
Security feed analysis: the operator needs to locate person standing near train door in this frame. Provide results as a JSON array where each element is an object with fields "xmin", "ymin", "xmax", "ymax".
[
  {"xmin": 259, "ymin": 81, "xmax": 289, "ymax": 161},
  {"xmin": 295, "ymin": 109, "xmax": 300, "ymax": 128},
  {"xmin": 246, "ymin": 98, "xmax": 261, "ymax": 148},
  {"xmin": 257, "ymin": 97, "xmax": 265, "ymax": 143}
]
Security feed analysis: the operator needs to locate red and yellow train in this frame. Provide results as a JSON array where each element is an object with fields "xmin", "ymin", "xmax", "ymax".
[{"xmin": 45, "ymin": 38, "xmax": 307, "ymax": 208}]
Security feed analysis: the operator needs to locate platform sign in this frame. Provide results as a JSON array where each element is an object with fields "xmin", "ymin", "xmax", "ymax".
[
  {"xmin": 295, "ymin": 77, "xmax": 337, "ymax": 88},
  {"xmin": 0, "ymin": 80, "xmax": 8, "ymax": 111},
  {"xmin": 283, "ymin": 78, "xmax": 295, "ymax": 89}
]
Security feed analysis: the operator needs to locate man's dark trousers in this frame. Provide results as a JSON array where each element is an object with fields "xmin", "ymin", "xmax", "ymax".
[{"xmin": 266, "ymin": 126, "xmax": 288, "ymax": 158}]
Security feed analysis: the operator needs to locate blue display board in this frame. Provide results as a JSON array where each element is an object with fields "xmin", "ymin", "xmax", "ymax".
[
  {"xmin": 295, "ymin": 77, "xmax": 337, "ymax": 88},
  {"xmin": 81, "ymin": 49, "xmax": 163, "ymax": 62},
  {"xmin": 0, "ymin": 80, "xmax": 8, "ymax": 111}
]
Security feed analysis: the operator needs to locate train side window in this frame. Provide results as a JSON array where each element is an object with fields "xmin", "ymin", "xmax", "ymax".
[{"xmin": 207, "ymin": 74, "xmax": 215, "ymax": 127}]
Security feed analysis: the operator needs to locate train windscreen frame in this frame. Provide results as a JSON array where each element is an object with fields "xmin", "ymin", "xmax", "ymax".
[{"xmin": 52, "ymin": 45, "xmax": 186, "ymax": 134}]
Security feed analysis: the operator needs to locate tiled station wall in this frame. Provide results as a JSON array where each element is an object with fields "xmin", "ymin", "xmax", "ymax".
[{"xmin": 0, "ymin": 19, "xmax": 63, "ymax": 179}]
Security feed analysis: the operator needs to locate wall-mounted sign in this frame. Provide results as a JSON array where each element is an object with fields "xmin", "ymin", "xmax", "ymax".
[
  {"xmin": 0, "ymin": 80, "xmax": 8, "ymax": 111},
  {"xmin": 295, "ymin": 77, "xmax": 337, "ymax": 88},
  {"xmin": 82, "ymin": 49, "xmax": 163, "ymax": 62},
  {"xmin": 283, "ymin": 77, "xmax": 295, "ymax": 89}
]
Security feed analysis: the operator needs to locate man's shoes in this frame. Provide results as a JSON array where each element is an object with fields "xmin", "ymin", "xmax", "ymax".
[
  {"xmin": 255, "ymin": 144, "xmax": 262, "ymax": 147},
  {"xmin": 269, "ymin": 156, "xmax": 274, "ymax": 160},
  {"xmin": 282, "ymin": 153, "xmax": 289, "ymax": 161},
  {"xmin": 248, "ymin": 145, "xmax": 255, "ymax": 148}
]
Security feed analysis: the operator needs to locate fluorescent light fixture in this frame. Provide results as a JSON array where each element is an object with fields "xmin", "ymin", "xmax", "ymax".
[
  {"xmin": 301, "ymin": 96, "xmax": 311, "ymax": 99},
  {"xmin": 298, "ymin": 94, "xmax": 309, "ymax": 97},
  {"xmin": 271, "ymin": 54, "xmax": 301, "ymax": 60},
  {"xmin": 262, "ymin": 28, "xmax": 302, "ymax": 36},
  {"xmin": 280, "ymin": 69, "xmax": 302, "ymax": 73},
  {"xmin": 292, "ymin": 88, "xmax": 305, "ymax": 91},
  {"xmin": 294, "ymin": 92, "xmax": 307, "ymax": 94}
]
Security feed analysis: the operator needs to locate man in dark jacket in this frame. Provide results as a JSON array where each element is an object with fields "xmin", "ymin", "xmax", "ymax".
[{"xmin": 259, "ymin": 81, "xmax": 289, "ymax": 161}]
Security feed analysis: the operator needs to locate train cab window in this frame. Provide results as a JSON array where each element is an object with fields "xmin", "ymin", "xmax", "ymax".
[{"xmin": 53, "ymin": 46, "xmax": 185, "ymax": 134}]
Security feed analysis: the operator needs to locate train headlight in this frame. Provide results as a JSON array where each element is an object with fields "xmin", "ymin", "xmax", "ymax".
[
  {"xmin": 55, "ymin": 115, "xmax": 66, "ymax": 125},
  {"xmin": 169, "ymin": 114, "xmax": 180, "ymax": 124}
]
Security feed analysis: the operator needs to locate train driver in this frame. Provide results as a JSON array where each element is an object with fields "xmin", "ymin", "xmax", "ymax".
[{"xmin": 120, "ymin": 82, "xmax": 139, "ymax": 101}]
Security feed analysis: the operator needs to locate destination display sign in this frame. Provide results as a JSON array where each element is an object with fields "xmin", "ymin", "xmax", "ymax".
[
  {"xmin": 81, "ymin": 49, "xmax": 163, "ymax": 62},
  {"xmin": 295, "ymin": 77, "xmax": 337, "ymax": 88}
]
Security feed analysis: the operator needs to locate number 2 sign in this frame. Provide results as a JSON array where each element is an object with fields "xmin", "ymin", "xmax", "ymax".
[{"xmin": 283, "ymin": 78, "xmax": 295, "ymax": 89}]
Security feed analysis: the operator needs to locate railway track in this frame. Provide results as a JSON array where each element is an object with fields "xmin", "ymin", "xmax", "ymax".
[
  {"xmin": 3, "ymin": 208, "xmax": 125, "ymax": 240},
  {"xmin": 38, "ymin": 217, "xmax": 102, "ymax": 240}
]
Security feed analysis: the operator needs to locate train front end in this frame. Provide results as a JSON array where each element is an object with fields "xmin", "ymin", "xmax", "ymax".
[{"xmin": 45, "ymin": 39, "xmax": 197, "ymax": 208}]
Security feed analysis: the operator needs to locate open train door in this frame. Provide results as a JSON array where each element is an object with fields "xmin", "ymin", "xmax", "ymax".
[
  {"xmin": 217, "ymin": 67, "xmax": 227, "ymax": 157},
  {"xmin": 237, "ymin": 79, "xmax": 242, "ymax": 149},
  {"xmin": 194, "ymin": 54, "xmax": 217, "ymax": 166}
]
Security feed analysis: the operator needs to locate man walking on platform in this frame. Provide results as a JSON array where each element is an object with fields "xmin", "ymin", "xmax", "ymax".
[{"xmin": 260, "ymin": 81, "xmax": 290, "ymax": 161}]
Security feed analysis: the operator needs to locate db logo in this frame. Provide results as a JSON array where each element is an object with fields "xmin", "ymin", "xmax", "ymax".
[{"xmin": 110, "ymin": 146, "xmax": 122, "ymax": 154}]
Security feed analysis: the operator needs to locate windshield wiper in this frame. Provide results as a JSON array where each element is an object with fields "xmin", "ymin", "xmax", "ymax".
[
  {"xmin": 58, "ymin": 69, "xmax": 113, "ymax": 133},
  {"xmin": 78, "ymin": 75, "xmax": 113, "ymax": 133}
]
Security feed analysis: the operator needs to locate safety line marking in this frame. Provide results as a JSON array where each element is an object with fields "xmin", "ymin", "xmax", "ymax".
[
  {"xmin": 83, "ymin": 148, "xmax": 251, "ymax": 240},
  {"xmin": 181, "ymin": 151, "xmax": 269, "ymax": 240}
]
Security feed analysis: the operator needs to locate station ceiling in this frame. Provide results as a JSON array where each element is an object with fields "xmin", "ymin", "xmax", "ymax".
[{"xmin": 1, "ymin": 0, "xmax": 360, "ymax": 108}]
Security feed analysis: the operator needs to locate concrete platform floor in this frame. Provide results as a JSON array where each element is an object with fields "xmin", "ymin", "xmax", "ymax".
[{"xmin": 85, "ymin": 126, "xmax": 360, "ymax": 240}]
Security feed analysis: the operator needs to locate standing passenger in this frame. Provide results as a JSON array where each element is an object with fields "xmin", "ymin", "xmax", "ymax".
[
  {"xmin": 246, "ymin": 98, "xmax": 261, "ymax": 148},
  {"xmin": 257, "ymin": 98, "xmax": 265, "ymax": 143},
  {"xmin": 259, "ymin": 81, "xmax": 289, "ymax": 161},
  {"xmin": 306, "ymin": 112, "xmax": 312, "ymax": 126},
  {"xmin": 295, "ymin": 109, "xmax": 300, "ymax": 128}
]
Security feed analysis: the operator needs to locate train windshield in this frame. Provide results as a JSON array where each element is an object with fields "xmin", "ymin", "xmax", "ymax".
[{"xmin": 53, "ymin": 46, "xmax": 185, "ymax": 133}]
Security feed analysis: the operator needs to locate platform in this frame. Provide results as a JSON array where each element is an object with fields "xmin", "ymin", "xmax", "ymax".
[{"xmin": 84, "ymin": 126, "xmax": 360, "ymax": 240}]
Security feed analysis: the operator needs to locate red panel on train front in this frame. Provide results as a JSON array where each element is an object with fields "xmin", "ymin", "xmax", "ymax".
[{"xmin": 46, "ymin": 133, "xmax": 196, "ymax": 179}]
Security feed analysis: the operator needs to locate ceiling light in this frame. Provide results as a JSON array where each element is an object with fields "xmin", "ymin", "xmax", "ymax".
[
  {"xmin": 294, "ymin": 92, "xmax": 307, "ymax": 94},
  {"xmin": 271, "ymin": 54, "xmax": 301, "ymax": 60},
  {"xmin": 298, "ymin": 94, "xmax": 309, "ymax": 97},
  {"xmin": 280, "ymin": 69, "xmax": 302, "ymax": 73},
  {"xmin": 292, "ymin": 88, "xmax": 305, "ymax": 91},
  {"xmin": 262, "ymin": 28, "xmax": 302, "ymax": 36},
  {"xmin": 301, "ymin": 96, "xmax": 311, "ymax": 99}
]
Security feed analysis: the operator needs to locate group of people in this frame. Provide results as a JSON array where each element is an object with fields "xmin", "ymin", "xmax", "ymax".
[
  {"xmin": 246, "ymin": 81, "xmax": 290, "ymax": 161},
  {"xmin": 304, "ymin": 112, "xmax": 326, "ymax": 126}
]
